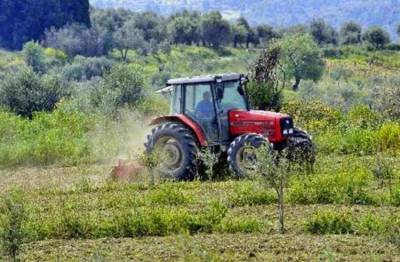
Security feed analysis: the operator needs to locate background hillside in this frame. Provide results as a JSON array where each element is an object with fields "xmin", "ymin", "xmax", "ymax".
[{"xmin": 90, "ymin": 0, "xmax": 400, "ymax": 37}]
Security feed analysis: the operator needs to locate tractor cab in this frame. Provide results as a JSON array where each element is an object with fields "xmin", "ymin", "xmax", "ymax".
[
  {"xmin": 159, "ymin": 73, "xmax": 248, "ymax": 145},
  {"xmin": 148, "ymin": 73, "xmax": 315, "ymax": 180}
]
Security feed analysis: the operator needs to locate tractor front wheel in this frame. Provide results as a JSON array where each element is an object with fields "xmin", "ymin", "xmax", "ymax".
[
  {"xmin": 287, "ymin": 128, "xmax": 316, "ymax": 167},
  {"xmin": 227, "ymin": 134, "xmax": 270, "ymax": 177},
  {"xmin": 145, "ymin": 122, "xmax": 198, "ymax": 181}
]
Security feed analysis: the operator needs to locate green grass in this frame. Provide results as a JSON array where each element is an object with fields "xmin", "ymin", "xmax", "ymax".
[{"xmin": 0, "ymin": 153, "xmax": 399, "ymax": 260}]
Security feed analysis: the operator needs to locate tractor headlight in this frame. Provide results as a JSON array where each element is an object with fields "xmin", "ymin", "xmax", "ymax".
[
  {"xmin": 289, "ymin": 128, "xmax": 294, "ymax": 135},
  {"xmin": 283, "ymin": 129, "xmax": 288, "ymax": 135}
]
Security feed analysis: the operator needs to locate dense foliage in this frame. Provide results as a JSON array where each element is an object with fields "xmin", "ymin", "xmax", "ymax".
[{"xmin": 0, "ymin": 0, "xmax": 90, "ymax": 50}]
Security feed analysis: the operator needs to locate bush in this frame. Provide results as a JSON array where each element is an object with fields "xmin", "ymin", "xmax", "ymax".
[
  {"xmin": 147, "ymin": 185, "xmax": 191, "ymax": 206},
  {"xmin": 346, "ymin": 105, "xmax": 380, "ymax": 129},
  {"xmin": 62, "ymin": 56, "xmax": 114, "ymax": 81},
  {"xmin": 22, "ymin": 41, "xmax": 46, "ymax": 73},
  {"xmin": 288, "ymin": 168, "xmax": 375, "ymax": 205},
  {"xmin": 282, "ymin": 100, "xmax": 341, "ymax": 134},
  {"xmin": 305, "ymin": 211, "xmax": 354, "ymax": 234},
  {"xmin": 0, "ymin": 108, "xmax": 93, "ymax": 166},
  {"xmin": 376, "ymin": 122, "xmax": 400, "ymax": 152},
  {"xmin": 0, "ymin": 190, "xmax": 26, "ymax": 261},
  {"xmin": 0, "ymin": 67, "xmax": 67, "ymax": 118},
  {"xmin": 228, "ymin": 183, "xmax": 276, "ymax": 207},
  {"xmin": 101, "ymin": 63, "xmax": 146, "ymax": 107}
]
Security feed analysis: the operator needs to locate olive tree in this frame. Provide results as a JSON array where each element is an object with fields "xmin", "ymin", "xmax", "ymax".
[
  {"xmin": 201, "ymin": 11, "xmax": 231, "ymax": 48},
  {"xmin": 101, "ymin": 63, "xmax": 145, "ymax": 107},
  {"xmin": 309, "ymin": 19, "xmax": 338, "ymax": 46},
  {"xmin": 340, "ymin": 21, "xmax": 362, "ymax": 45},
  {"xmin": 254, "ymin": 146, "xmax": 293, "ymax": 234},
  {"xmin": 278, "ymin": 34, "xmax": 325, "ymax": 91},
  {"xmin": 363, "ymin": 27, "xmax": 391, "ymax": 49},
  {"xmin": 22, "ymin": 41, "xmax": 46, "ymax": 73},
  {"xmin": 113, "ymin": 20, "xmax": 147, "ymax": 61},
  {"xmin": 0, "ymin": 67, "xmax": 65, "ymax": 118}
]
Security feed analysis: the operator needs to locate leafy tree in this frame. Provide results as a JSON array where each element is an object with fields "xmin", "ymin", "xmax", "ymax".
[
  {"xmin": 257, "ymin": 25, "xmax": 279, "ymax": 44},
  {"xmin": 340, "ymin": 21, "xmax": 362, "ymax": 45},
  {"xmin": 22, "ymin": 41, "xmax": 46, "ymax": 73},
  {"xmin": 113, "ymin": 20, "xmax": 147, "ymax": 61},
  {"xmin": 247, "ymin": 29, "xmax": 260, "ymax": 48},
  {"xmin": 363, "ymin": 27, "xmax": 391, "ymax": 49},
  {"xmin": 168, "ymin": 11, "xmax": 201, "ymax": 45},
  {"xmin": 309, "ymin": 19, "xmax": 338, "ymax": 46},
  {"xmin": 255, "ymin": 146, "xmax": 293, "ymax": 234},
  {"xmin": 232, "ymin": 25, "xmax": 248, "ymax": 48},
  {"xmin": 44, "ymin": 24, "xmax": 112, "ymax": 57},
  {"xmin": 101, "ymin": 64, "xmax": 145, "ymax": 107},
  {"xmin": 201, "ymin": 11, "xmax": 231, "ymax": 48},
  {"xmin": 0, "ymin": 0, "xmax": 90, "ymax": 50},
  {"xmin": 61, "ymin": 56, "xmax": 115, "ymax": 81},
  {"xmin": 0, "ymin": 67, "xmax": 65, "ymax": 118},
  {"xmin": 237, "ymin": 17, "xmax": 250, "ymax": 31},
  {"xmin": 133, "ymin": 12, "xmax": 167, "ymax": 43},
  {"xmin": 278, "ymin": 34, "xmax": 325, "ymax": 91}
]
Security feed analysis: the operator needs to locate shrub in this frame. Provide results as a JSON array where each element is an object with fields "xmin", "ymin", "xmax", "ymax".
[
  {"xmin": 62, "ymin": 56, "xmax": 114, "ymax": 81},
  {"xmin": 305, "ymin": 211, "xmax": 354, "ymax": 234},
  {"xmin": 216, "ymin": 216, "xmax": 264, "ymax": 233},
  {"xmin": 0, "ymin": 68, "xmax": 66, "ymax": 118},
  {"xmin": 376, "ymin": 122, "xmax": 400, "ymax": 152},
  {"xmin": 147, "ymin": 185, "xmax": 191, "ymax": 206},
  {"xmin": 228, "ymin": 183, "xmax": 276, "ymax": 207},
  {"xmin": 346, "ymin": 105, "xmax": 380, "ymax": 129},
  {"xmin": 22, "ymin": 41, "xmax": 46, "ymax": 73},
  {"xmin": 0, "ymin": 190, "xmax": 26, "ymax": 261},
  {"xmin": 101, "ymin": 63, "xmax": 146, "ymax": 107},
  {"xmin": 356, "ymin": 213, "xmax": 386, "ymax": 236},
  {"xmin": 0, "ymin": 108, "xmax": 93, "ymax": 166},
  {"xmin": 282, "ymin": 100, "xmax": 341, "ymax": 134},
  {"xmin": 288, "ymin": 169, "xmax": 375, "ymax": 205}
]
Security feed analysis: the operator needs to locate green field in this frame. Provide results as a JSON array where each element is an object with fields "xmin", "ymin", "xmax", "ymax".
[
  {"xmin": 1, "ymin": 45, "xmax": 400, "ymax": 261},
  {"xmin": 1, "ymin": 153, "xmax": 399, "ymax": 261}
]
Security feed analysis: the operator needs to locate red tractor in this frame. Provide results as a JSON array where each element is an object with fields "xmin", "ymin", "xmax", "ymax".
[{"xmin": 145, "ymin": 73, "xmax": 315, "ymax": 180}]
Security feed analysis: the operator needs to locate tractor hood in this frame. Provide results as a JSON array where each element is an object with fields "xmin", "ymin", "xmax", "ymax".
[
  {"xmin": 228, "ymin": 109, "xmax": 294, "ymax": 143},
  {"xmin": 229, "ymin": 109, "xmax": 290, "ymax": 122}
]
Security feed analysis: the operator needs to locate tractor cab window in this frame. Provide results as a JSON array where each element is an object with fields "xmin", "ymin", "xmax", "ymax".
[
  {"xmin": 220, "ymin": 81, "xmax": 248, "ymax": 112},
  {"xmin": 171, "ymin": 85, "xmax": 182, "ymax": 114},
  {"xmin": 184, "ymin": 84, "xmax": 218, "ymax": 141}
]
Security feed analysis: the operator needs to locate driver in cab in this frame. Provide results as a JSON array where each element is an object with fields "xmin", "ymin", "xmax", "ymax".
[{"xmin": 196, "ymin": 91, "xmax": 214, "ymax": 118}]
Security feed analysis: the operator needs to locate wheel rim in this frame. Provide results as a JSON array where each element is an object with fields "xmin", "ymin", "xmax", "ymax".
[
  {"xmin": 154, "ymin": 137, "xmax": 184, "ymax": 173},
  {"xmin": 235, "ymin": 145, "xmax": 258, "ymax": 175}
]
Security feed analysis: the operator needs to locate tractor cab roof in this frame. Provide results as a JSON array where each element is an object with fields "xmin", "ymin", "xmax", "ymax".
[{"xmin": 166, "ymin": 73, "xmax": 244, "ymax": 85}]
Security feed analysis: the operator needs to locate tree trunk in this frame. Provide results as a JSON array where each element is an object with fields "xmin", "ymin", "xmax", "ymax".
[
  {"xmin": 292, "ymin": 77, "xmax": 301, "ymax": 91},
  {"xmin": 278, "ymin": 176, "xmax": 285, "ymax": 234}
]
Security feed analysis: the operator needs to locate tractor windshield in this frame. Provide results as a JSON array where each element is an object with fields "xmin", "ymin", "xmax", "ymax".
[{"xmin": 220, "ymin": 81, "xmax": 248, "ymax": 111}]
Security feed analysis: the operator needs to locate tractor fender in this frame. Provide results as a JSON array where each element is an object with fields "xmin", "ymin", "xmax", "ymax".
[{"xmin": 150, "ymin": 115, "xmax": 208, "ymax": 146}]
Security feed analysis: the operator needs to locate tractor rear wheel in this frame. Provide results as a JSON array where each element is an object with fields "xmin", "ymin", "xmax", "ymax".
[
  {"xmin": 227, "ymin": 134, "xmax": 270, "ymax": 177},
  {"xmin": 145, "ymin": 122, "xmax": 198, "ymax": 181}
]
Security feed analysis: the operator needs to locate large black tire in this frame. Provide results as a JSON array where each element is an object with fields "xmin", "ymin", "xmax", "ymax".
[
  {"xmin": 227, "ymin": 134, "xmax": 270, "ymax": 177},
  {"xmin": 144, "ymin": 122, "xmax": 198, "ymax": 181},
  {"xmin": 287, "ymin": 128, "xmax": 316, "ymax": 166}
]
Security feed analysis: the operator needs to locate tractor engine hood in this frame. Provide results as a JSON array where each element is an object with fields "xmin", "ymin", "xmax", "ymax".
[{"xmin": 228, "ymin": 109, "xmax": 294, "ymax": 143}]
